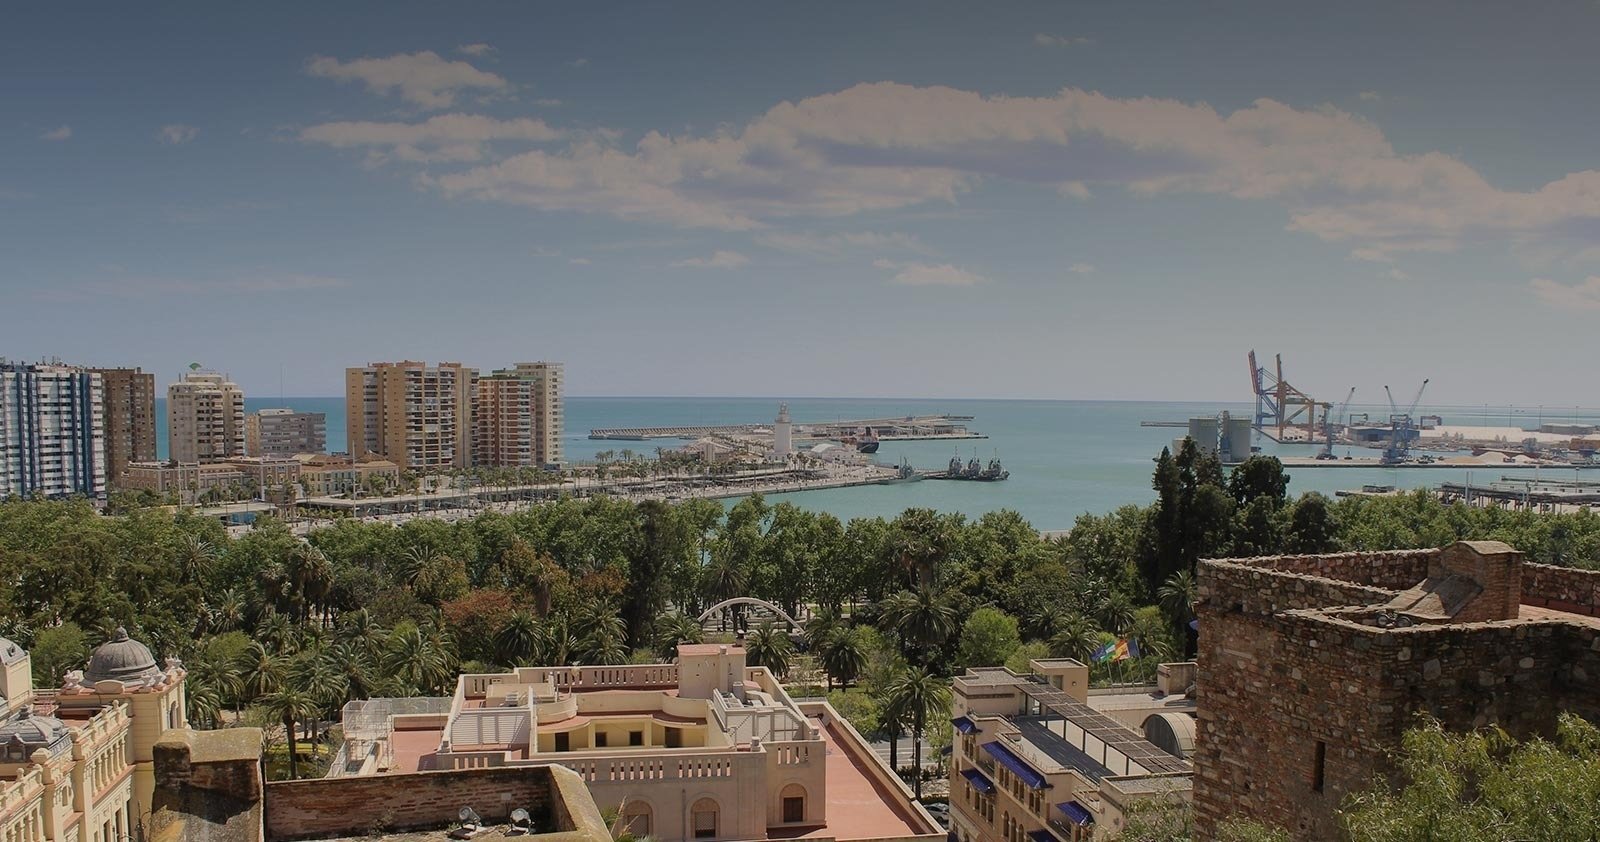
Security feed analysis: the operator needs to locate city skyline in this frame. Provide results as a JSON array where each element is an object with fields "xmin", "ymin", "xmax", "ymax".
[{"xmin": 5, "ymin": 2, "xmax": 1600, "ymax": 404}]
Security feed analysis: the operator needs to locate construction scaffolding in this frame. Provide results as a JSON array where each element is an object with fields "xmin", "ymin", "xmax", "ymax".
[{"xmin": 1247, "ymin": 350, "xmax": 1330, "ymax": 443}]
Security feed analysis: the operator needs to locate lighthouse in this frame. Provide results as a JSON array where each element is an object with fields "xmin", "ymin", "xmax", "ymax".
[{"xmin": 772, "ymin": 402, "xmax": 793, "ymax": 459}]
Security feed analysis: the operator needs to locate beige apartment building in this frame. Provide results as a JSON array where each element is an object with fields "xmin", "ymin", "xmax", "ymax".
[
  {"xmin": 474, "ymin": 363, "xmax": 564, "ymax": 468},
  {"xmin": 294, "ymin": 453, "xmax": 400, "ymax": 496},
  {"xmin": 166, "ymin": 371, "xmax": 245, "ymax": 464},
  {"xmin": 89, "ymin": 367, "xmax": 156, "ymax": 484},
  {"xmin": 328, "ymin": 643, "xmax": 938, "ymax": 842},
  {"xmin": 345, "ymin": 361, "xmax": 475, "ymax": 471},
  {"xmin": 949, "ymin": 659, "xmax": 1195, "ymax": 842}
]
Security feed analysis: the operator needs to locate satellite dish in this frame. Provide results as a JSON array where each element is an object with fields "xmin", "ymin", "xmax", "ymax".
[
  {"xmin": 459, "ymin": 807, "xmax": 481, "ymax": 825},
  {"xmin": 510, "ymin": 809, "xmax": 530, "ymax": 826},
  {"xmin": 188, "ymin": 362, "xmax": 202, "ymax": 371}
]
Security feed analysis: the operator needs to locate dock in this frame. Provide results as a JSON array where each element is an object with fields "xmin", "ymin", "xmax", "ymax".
[
  {"xmin": 591, "ymin": 414, "xmax": 986, "ymax": 441},
  {"xmin": 1278, "ymin": 456, "xmax": 1600, "ymax": 470}
]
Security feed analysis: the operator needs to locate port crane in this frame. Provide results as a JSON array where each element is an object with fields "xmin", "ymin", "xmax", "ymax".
[
  {"xmin": 1319, "ymin": 387, "xmax": 1356, "ymax": 460},
  {"xmin": 1382, "ymin": 379, "xmax": 1430, "ymax": 465}
]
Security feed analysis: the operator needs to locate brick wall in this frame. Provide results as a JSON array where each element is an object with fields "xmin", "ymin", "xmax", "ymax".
[{"xmin": 265, "ymin": 766, "xmax": 563, "ymax": 841}]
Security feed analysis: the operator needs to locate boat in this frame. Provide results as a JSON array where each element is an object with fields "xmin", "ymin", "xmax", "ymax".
[
  {"xmin": 880, "ymin": 458, "xmax": 923, "ymax": 484},
  {"xmin": 856, "ymin": 428, "xmax": 880, "ymax": 453},
  {"xmin": 926, "ymin": 454, "xmax": 1009, "ymax": 482}
]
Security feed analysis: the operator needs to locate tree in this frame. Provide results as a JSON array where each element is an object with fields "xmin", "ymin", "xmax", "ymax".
[
  {"xmin": 263, "ymin": 686, "xmax": 320, "ymax": 779},
  {"xmin": 955, "ymin": 607, "xmax": 1021, "ymax": 670},
  {"xmin": 28, "ymin": 622, "xmax": 89, "ymax": 689},
  {"xmin": 1047, "ymin": 612, "xmax": 1102, "ymax": 663},
  {"xmin": 1227, "ymin": 456, "xmax": 1289, "ymax": 507},
  {"xmin": 1287, "ymin": 492, "xmax": 1340, "ymax": 553},
  {"xmin": 494, "ymin": 610, "xmax": 545, "ymax": 667},
  {"xmin": 1341, "ymin": 713, "xmax": 1600, "ymax": 841},
  {"xmin": 881, "ymin": 666, "xmax": 952, "ymax": 799},
  {"xmin": 819, "ymin": 626, "xmax": 868, "ymax": 691},
  {"xmin": 879, "ymin": 586, "xmax": 957, "ymax": 667},
  {"xmin": 1156, "ymin": 570, "xmax": 1196, "ymax": 655},
  {"xmin": 744, "ymin": 620, "xmax": 794, "ymax": 678}
]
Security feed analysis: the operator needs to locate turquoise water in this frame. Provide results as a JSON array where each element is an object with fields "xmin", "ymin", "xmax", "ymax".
[{"xmin": 154, "ymin": 396, "xmax": 1586, "ymax": 530}]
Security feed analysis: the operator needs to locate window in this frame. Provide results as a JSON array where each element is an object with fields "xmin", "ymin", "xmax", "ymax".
[
  {"xmin": 594, "ymin": 732, "xmax": 608, "ymax": 748},
  {"xmin": 781, "ymin": 784, "xmax": 806, "ymax": 823},
  {"xmin": 692, "ymin": 798, "xmax": 718, "ymax": 839},
  {"xmin": 554, "ymin": 732, "xmax": 569, "ymax": 752},
  {"xmin": 623, "ymin": 802, "xmax": 652, "ymax": 837},
  {"xmin": 629, "ymin": 730, "xmax": 644, "ymax": 746},
  {"xmin": 1312, "ymin": 740, "xmax": 1327, "ymax": 793}
]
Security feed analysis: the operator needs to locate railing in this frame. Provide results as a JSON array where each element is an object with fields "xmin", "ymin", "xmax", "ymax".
[
  {"xmin": 0, "ymin": 765, "xmax": 44, "ymax": 817},
  {"xmin": 560, "ymin": 750, "xmax": 763, "ymax": 784},
  {"xmin": 513, "ymin": 664, "xmax": 679, "ymax": 689},
  {"xmin": 768, "ymin": 741, "xmax": 814, "ymax": 767},
  {"xmin": 437, "ymin": 750, "xmax": 511, "ymax": 770},
  {"xmin": 712, "ymin": 691, "xmax": 811, "ymax": 744}
]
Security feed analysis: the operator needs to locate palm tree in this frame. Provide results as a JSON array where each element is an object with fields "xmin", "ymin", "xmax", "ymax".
[
  {"xmin": 879, "ymin": 586, "xmax": 956, "ymax": 665},
  {"xmin": 882, "ymin": 667, "xmax": 953, "ymax": 799},
  {"xmin": 1047, "ymin": 612, "xmax": 1103, "ymax": 663},
  {"xmin": 383, "ymin": 625, "xmax": 455, "ymax": 694},
  {"xmin": 744, "ymin": 620, "xmax": 793, "ymax": 678},
  {"xmin": 335, "ymin": 609, "xmax": 388, "ymax": 662},
  {"xmin": 187, "ymin": 682, "xmax": 224, "ymax": 730},
  {"xmin": 1158, "ymin": 569, "xmax": 1198, "ymax": 654},
  {"xmin": 264, "ymin": 686, "xmax": 319, "ymax": 779},
  {"xmin": 1095, "ymin": 592, "xmax": 1137, "ymax": 637},
  {"xmin": 212, "ymin": 588, "xmax": 246, "ymax": 633},
  {"xmin": 819, "ymin": 626, "xmax": 868, "ymax": 691},
  {"xmin": 494, "ymin": 611, "xmax": 545, "ymax": 666},
  {"xmin": 328, "ymin": 641, "xmax": 378, "ymax": 702},
  {"xmin": 236, "ymin": 641, "xmax": 286, "ymax": 707},
  {"xmin": 177, "ymin": 535, "xmax": 219, "ymax": 587},
  {"xmin": 651, "ymin": 613, "xmax": 703, "ymax": 661}
]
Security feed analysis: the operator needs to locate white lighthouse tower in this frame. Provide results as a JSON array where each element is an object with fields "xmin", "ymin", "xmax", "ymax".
[{"xmin": 771, "ymin": 402, "xmax": 793, "ymax": 460}]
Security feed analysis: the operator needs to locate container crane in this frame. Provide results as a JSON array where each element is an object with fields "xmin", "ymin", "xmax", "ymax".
[
  {"xmin": 1320, "ymin": 388, "xmax": 1356, "ymax": 460},
  {"xmin": 1381, "ymin": 379, "xmax": 1430, "ymax": 465}
]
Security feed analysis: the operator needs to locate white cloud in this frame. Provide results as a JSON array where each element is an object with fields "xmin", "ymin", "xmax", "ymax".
[
  {"xmin": 299, "ymin": 113, "xmax": 562, "ymax": 163},
  {"xmin": 340, "ymin": 81, "xmax": 1600, "ymax": 263},
  {"xmin": 306, "ymin": 51, "xmax": 508, "ymax": 109},
  {"xmin": 568, "ymin": 257, "xmax": 591, "ymax": 265},
  {"xmin": 457, "ymin": 43, "xmax": 495, "ymax": 57},
  {"xmin": 1531, "ymin": 276, "xmax": 1600, "ymax": 311},
  {"xmin": 533, "ymin": 98, "xmax": 563, "ymax": 107},
  {"xmin": 1383, "ymin": 267, "xmax": 1410, "ymax": 281},
  {"xmin": 1035, "ymin": 33, "xmax": 1093, "ymax": 47},
  {"xmin": 874, "ymin": 258, "xmax": 988, "ymax": 287},
  {"xmin": 1069, "ymin": 263, "xmax": 1095, "ymax": 274},
  {"xmin": 568, "ymin": 58, "xmax": 589, "ymax": 68},
  {"xmin": 672, "ymin": 250, "xmax": 749, "ymax": 269},
  {"xmin": 757, "ymin": 230, "xmax": 929, "ymax": 256},
  {"xmin": 39, "ymin": 125, "xmax": 71, "ymax": 141},
  {"xmin": 1358, "ymin": 91, "xmax": 1384, "ymax": 103},
  {"xmin": 158, "ymin": 124, "xmax": 199, "ymax": 145}
]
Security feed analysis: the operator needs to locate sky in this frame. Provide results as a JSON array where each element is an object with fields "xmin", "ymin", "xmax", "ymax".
[{"xmin": 4, "ymin": 1, "xmax": 1600, "ymax": 405}]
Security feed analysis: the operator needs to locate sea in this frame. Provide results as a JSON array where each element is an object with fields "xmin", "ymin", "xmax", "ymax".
[{"xmin": 154, "ymin": 397, "xmax": 1590, "ymax": 531}]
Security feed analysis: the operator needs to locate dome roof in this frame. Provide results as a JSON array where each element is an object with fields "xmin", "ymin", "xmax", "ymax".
[
  {"xmin": 0, "ymin": 711, "xmax": 70, "ymax": 753},
  {"xmin": 85, "ymin": 627, "xmax": 161, "ymax": 684}
]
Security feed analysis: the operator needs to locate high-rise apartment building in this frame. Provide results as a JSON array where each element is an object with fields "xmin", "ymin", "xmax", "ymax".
[
  {"xmin": 474, "ymin": 362, "xmax": 564, "ymax": 468},
  {"xmin": 345, "ymin": 361, "xmax": 475, "ymax": 471},
  {"xmin": 89, "ymin": 367, "xmax": 156, "ymax": 484},
  {"xmin": 246, "ymin": 408, "xmax": 327, "ymax": 456},
  {"xmin": 0, "ymin": 361, "xmax": 106, "ymax": 499},
  {"xmin": 166, "ymin": 371, "xmax": 245, "ymax": 464}
]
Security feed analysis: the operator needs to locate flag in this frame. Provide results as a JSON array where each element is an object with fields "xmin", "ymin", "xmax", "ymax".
[
  {"xmin": 1090, "ymin": 640, "xmax": 1115, "ymax": 664},
  {"xmin": 1112, "ymin": 638, "xmax": 1141, "ymax": 662}
]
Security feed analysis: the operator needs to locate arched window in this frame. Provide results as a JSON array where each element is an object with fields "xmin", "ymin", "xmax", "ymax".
[
  {"xmin": 780, "ymin": 784, "xmax": 806, "ymax": 824},
  {"xmin": 623, "ymin": 801, "xmax": 652, "ymax": 837},
  {"xmin": 691, "ymin": 798, "xmax": 719, "ymax": 839}
]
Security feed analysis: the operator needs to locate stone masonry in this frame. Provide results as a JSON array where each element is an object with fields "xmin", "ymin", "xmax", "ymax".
[{"xmin": 1192, "ymin": 542, "xmax": 1600, "ymax": 840}]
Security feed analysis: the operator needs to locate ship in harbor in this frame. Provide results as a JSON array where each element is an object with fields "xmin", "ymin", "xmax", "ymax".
[
  {"xmin": 839, "ymin": 427, "xmax": 881, "ymax": 453},
  {"xmin": 927, "ymin": 455, "xmax": 1009, "ymax": 482},
  {"xmin": 880, "ymin": 458, "xmax": 923, "ymax": 484}
]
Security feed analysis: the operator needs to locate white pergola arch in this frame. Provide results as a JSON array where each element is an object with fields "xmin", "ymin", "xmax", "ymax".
[{"xmin": 696, "ymin": 597, "xmax": 803, "ymax": 629}]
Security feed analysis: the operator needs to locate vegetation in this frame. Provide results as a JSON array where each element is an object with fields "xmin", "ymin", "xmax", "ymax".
[{"xmin": 6, "ymin": 440, "xmax": 1600, "ymax": 781}]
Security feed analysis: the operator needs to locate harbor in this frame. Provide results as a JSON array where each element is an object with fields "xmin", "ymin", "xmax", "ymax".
[{"xmin": 590, "ymin": 413, "xmax": 986, "ymax": 443}]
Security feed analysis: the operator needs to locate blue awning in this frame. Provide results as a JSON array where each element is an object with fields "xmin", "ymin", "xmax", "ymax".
[
  {"xmin": 1057, "ymin": 801, "xmax": 1094, "ymax": 827},
  {"xmin": 1027, "ymin": 830, "xmax": 1059, "ymax": 842},
  {"xmin": 959, "ymin": 768, "xmax": 995, "ymax": 794},
  {"xmin": 981, "ymin": 741, "xmax": 1050, "ymax": 789},
  {"xmin": 952, "ymin": 715, "xmax": 978, "ymax": 734}
]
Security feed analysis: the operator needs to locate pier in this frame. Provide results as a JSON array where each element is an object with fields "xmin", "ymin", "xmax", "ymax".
[{"xmin": 591, "ymin": 414, "xmax": 986, "ymax": 441}]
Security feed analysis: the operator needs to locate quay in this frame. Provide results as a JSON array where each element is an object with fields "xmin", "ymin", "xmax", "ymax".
[
  {"xmin": 1277, "ymin": 455, "xmax": 1600, "ymax": 470},
  {"xmin": 591, "ymin": 413, "xmax": 986, "ymax": 441}
]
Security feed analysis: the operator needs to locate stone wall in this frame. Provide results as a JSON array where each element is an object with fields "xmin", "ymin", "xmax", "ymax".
[
  {"xmin": 1521, "ymin": 562, "xmax": 1600, "ymax": 617},
  {"xmin": 150, "ymin": 728, "xmax": 265, "ymax": 842},
  {"xmin": 1209, "ymin": 550, "xmax": 1436, "ymax": 590},
  {"xmin": 1194, "ymin": 544, "xmax": 1600, "ymax": 841},
  {"xmin": 264, "ymin": 765, "xmax": 603, "ymax": 841}
]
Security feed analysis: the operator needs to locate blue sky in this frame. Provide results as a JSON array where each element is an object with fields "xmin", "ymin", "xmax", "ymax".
[{"xmin": 5, "ymin": 1, "xmax": 1600, "ymax": 404}]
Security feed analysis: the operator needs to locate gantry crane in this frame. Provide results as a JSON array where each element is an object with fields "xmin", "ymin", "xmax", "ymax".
[
  {"xmin": 1320, "ymin": 387, "xmax": 1356, "ymax": 459},
  {"xmin": 1382, "ymin": 379, "xmax": 1430, "ymax": 465}
]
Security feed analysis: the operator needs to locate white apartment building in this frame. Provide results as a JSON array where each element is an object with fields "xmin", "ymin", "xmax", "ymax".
[{"xmin": 0, "ymin": 361, "xmax": 106, "ymax": 499}]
